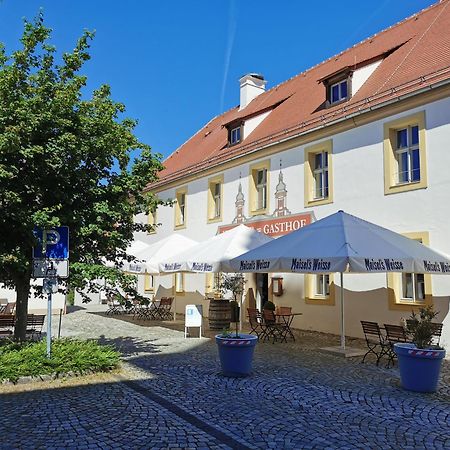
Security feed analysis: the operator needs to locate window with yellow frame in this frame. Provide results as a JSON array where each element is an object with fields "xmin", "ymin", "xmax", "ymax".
[
  {"xmin": 387, "ymin": 232, "xmax": 432, "ymax": 311},
  {"xmin": 249, "ymin": 160, "xmax": 270, "ymax": 216},
  {"xmin": 205, "ymin": 272, "xmax": 222, "ymax": 296},
  {"xmin": 304, "ymin": 140, "xmax": 333, "ymax": 207},
  {"xmin": 173, "ymin": 272, "xmax": 185, "ymax": 295},
  {"xmin": 174, "ymin": 187, "xmax": 187, "ymax": 229},
  {"xmin": 207, "ymin": 175, "xmax": 223, "ymax": 223},
  {"xmin": 304, "ymin": 273, "xmax": 335, "ymax": 305},
  {"xmin": 144, "ymin": 273, "xmax": 154, "ymax": 293},
  {"xmin": 383, "ymin": 111, "xmax": 427, "ymax": 195}
]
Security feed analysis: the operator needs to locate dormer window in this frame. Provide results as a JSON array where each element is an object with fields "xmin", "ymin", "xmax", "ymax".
[
  {"xmin": 229, "ymin": 125, "xmax": 241, "ymax": 145},
  {"xmin": 319, "ymin": 68, "xmax": 352, "ymax": 108},
  {"xmin": 330, "ymin": 79, "xmax": 348, "ymax": 104}
]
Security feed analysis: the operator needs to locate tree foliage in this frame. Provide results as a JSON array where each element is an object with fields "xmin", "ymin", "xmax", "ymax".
[{"xmin": 0, "ymin": 14, "xmax": 163, "ymax": 339}]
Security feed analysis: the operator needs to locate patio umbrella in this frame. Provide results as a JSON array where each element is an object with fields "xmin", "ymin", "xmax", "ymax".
[
  {"xmin": 126, "ymin": 234, "xmax": 198, "ymax": 274},
  {"xmin": 158, "ymin": 224, "xmax": 273, "ymax": 329},
  {"xmin": 158, "ymin": 224, "xmax": 273, "ymax": 274},
  {"xmin": 230, "ymin": 210, "xmax": 450, "ymax": 350}
]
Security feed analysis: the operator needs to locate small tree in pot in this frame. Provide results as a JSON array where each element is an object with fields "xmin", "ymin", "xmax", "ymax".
[
  {"xmin": 215, "ymin": 273, "xmax": 257, "ymax": 377},
  {"xmin": 219, "ymin": 274, "xmax": 246, "ymax": 337},
  {"xmin": 394, "ymin": 305, "xmax": 446, "ymax": 393}
]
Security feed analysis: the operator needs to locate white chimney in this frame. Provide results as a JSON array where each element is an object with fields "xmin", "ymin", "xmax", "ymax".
[{"xmin": 239, "ymin": 73, "xmax": 267, "ymax": 110}]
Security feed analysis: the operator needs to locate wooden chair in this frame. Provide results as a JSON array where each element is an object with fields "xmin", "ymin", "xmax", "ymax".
[
  {"xmin": 4, "ymin": 302, "xmax": 16, "ymax": 315},
  {"xmin": 262, "ymin": 309, "xmax": 287, "ymax": 343},
  {"xmin": 26, "ymin": 314, "xmax": 45, "ymax": 340},
  {"xmin": 384, "ymin": 324, "xmax": 409, "ymax": 368},
  {"xmin": 154, "ymin": 297, "xmax": 174, "ymax": 320},
  {"xmin": 360, "ymin": 321, "xmax": 389, "ymax": 366},
  {"xmin": 105, "ymin": 292, "xmax": 124, "ymax": 315},
  {"xmin": 0, "ymin": 314, "xmax": 15, "ymax": 336},
  {"xmin": 247, "ymin": 308, "xmax": 265, "ymax": 340},
  {"xmin": 430, "ymin": 322, "xmax": 444, "ymax": 346},
  {"xmin": 406, "ymin": 319, "xmax": 443, "ymax": 347}
]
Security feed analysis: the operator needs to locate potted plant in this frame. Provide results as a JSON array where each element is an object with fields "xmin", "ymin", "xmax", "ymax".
[
  {"xmin": 263, "ymin": 300, "xmax": 276, "ymax": 312},
  {"xmin": 215, "ymin": 274, "xmax": 258, "ymax": 377},
  {"xmin": 394, "ymin": 305, "xmax": 446, "ymax": 393}
]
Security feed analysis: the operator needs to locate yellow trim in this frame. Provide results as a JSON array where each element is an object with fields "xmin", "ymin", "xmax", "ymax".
[
  {"xmin": 387, "ymin": 231, "xmax": 432, "ymax": 311},
  {"xmin": 304, "ymin": 274, "xmax": 335, "ymax": 306},
  {"xmin": 144, "ymin": 273, "xmax": 154, "ymax": 293},
  {"xmin": 248, "ymin": 160, "xmax": 270, "ymax": 216},
  {"xmin": 205, "ymin": 272, "xmax": 223, "ymax": 296},
  {"xmin": 207, "ymin": 174, "xmax": 224, "ymax": 223},
  {"xmin": 383, "ymin": 111, "xmax": 427, "ymax": 195},
  {"xmin": 147, "ymin": 209, "xmax": 157, "ymax": 234},
  {"xmin": 205, "ymin": 273, "xmax": 213, "ymax": 294},
  {"xmin": 174, "ymin": 186, "xmax": 187, "ymax": 230},
  {"xmin": 304, "ymin": 139, "xmax": 333, "ymax": 207},
  {"xmin": 173, "ymin": 273, "xmax": 185, "ymax": 295},
  {"xmin": 150, "ymin": 85, "xmax": 450, "ymax": 195}
]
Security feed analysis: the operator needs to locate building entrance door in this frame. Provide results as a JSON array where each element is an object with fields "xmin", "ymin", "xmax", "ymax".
[{"xmin": 255, "ymin": 273, "xmax": 269, "ymax": 311}]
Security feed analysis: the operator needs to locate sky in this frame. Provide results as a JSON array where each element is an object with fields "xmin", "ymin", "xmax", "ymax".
[{"xmin": 0, "ymin": 0, "xmax": 438, "ymax": 162}]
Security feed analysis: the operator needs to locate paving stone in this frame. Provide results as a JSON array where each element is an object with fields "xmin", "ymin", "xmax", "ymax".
[{"xmin": 1, "ymin": 304, "xmax": 449, "ymax": 449}]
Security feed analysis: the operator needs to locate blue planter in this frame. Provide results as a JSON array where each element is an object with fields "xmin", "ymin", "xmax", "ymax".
[
  {"xmin": 394, "ymin": 343, "xmax": 446, "ymax": 393},
  {"xmin": 215, "ymin": 334, "xmax": 258, "ymax": 377}
]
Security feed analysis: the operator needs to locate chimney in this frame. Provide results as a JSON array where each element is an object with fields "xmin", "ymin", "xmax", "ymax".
[{"xmin": 239, "ymin": 73, "xmax": 267, "ymax": 110}]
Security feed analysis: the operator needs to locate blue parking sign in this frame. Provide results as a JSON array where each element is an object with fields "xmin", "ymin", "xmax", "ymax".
[{"xmin": 33, "ymin": 227, "xmax": 69, "ymax": 259}]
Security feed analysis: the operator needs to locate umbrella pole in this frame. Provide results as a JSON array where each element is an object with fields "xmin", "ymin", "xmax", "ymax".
[{"xmin": 340, "ymin": 272, "xmax": 345, "ymax": 350}]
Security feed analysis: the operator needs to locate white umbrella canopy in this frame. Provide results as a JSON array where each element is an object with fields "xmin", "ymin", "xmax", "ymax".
[
  {"xmin": 159, "ymin": 224, "xmax": 273, "ymax": 274},
  {"xmin": 231, "ymin": 210, "xmax": 450, "ymax": 275},
  {"xmin": 230, "ymin": 210, "xmax": 450, "ymax": 351},
  {"xmin": 121, "ymin": 234, "xmax": 198, "ymax": 274},
  {"xmin": 143, "ymin": 234, "xmax": 198, "ymax": 274}
]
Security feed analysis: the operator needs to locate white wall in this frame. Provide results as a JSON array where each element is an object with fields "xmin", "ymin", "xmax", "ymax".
[
  {"xmin": 140, "ymin": 96, "xmax": 450, "ymax": 346},
  {"xmin": 1, "ymin": 282, "xmax": 66, "ymax": 314}
]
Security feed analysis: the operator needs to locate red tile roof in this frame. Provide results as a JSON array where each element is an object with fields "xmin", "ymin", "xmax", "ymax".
[{"xmin": 152, "ymin": 0, "xmax": 450, "ymax": 190}]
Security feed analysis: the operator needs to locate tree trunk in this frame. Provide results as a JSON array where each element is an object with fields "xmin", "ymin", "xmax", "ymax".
[{"xmin": 14, "ymin": 272, "xmax": 32, "ymax": 341}]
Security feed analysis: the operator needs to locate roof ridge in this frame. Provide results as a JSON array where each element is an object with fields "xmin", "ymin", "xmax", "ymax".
[
  {"xmin": 164, "ymin": 2, "xmax": 445, "ymax": 165},
  {"xmin": 248, "ymin": 0, "xmax": 446, "ymax": 95}
]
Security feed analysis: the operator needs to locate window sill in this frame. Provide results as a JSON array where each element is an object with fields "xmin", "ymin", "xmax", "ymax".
[
  {"xmin": 305, "ymin": 296, "xmax": 335, "ymax": 306},
  {"xmin": 207, "ymin": 216, "xmax": 223, "ymax": 224},
  {"xmin": 249, "ymin": 208, "xmax": 269, "ymax": 217},
  {"xmin": 305, "ymin": 196, "xmax": 333, "ymax": 208},
  {"xmin": 385, "ymin": 180, "xmax": 427, "ymax": 195}
]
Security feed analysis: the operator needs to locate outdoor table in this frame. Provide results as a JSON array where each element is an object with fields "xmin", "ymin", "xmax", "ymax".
[{"xmin": 275, "ymin": 312, "xmax": 303, "ymax": 342}]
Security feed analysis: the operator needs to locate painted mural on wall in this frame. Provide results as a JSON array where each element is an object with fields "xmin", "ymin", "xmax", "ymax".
[{"xmin": 223, "ymin": 167, "xmax": 312, "ymax": 237}]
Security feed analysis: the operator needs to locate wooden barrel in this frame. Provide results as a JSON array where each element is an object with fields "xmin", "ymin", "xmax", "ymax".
[{"xmin": 209, "ymin": 299, "xmax": 231, "ymax": 330}]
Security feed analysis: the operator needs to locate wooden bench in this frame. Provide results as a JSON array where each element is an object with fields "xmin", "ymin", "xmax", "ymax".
[
  {"xmin": 0, "ymin": 314, "xmax": 15, "ymax": 336},
  {"xmin": 26, "ymin": 314, "xmax": 46, "ymax": 339}
]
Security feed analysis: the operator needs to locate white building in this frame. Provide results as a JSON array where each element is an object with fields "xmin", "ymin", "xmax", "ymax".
[{"xmin": 136, "ymin": 1, "xmax": 450, "ymax": 346}]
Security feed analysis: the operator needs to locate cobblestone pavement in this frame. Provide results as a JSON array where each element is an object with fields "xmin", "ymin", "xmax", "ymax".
[{"xmin": 1, "ymin": 305, "xmax": 449, "ymax": 449}]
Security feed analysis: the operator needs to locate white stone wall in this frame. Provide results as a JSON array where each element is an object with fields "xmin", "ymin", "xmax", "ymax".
[{"xmin": 139, "ymin": 96, "xmax": 450, "ymax": 346}]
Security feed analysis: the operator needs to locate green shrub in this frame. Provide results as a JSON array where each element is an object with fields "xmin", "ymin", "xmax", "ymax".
[
  {"xmin": 263, "ymin": 301, "xmax": 276, "ymax": 311},
  {"xmin": 406, "ymin": 305, "xmax": 440, "ymax": 349},
  {"xmin": 0, "ymin": 338, "xmax": 120, "ymax": 383}
]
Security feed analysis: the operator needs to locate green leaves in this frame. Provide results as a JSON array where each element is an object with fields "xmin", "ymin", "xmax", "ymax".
[
  {"xmin": 406, "ymin": 305, "xmax": 440, "ymax": 349},
  {"xmin": 0, "ymin": 13, "xmax": 163, "ymax": 312},
  {"xmin": 0, "ymin": 339, "xmax": 120, "ymax": 383}
]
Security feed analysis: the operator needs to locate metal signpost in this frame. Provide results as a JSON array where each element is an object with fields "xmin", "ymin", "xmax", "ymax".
[{"xmin": 33, "ymin": 227, "xmax": 69, "ymax": 358}]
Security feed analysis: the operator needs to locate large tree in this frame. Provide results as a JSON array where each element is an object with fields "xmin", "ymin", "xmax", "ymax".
[{"xmin": 0, "ymin": 14, "xmax": 162, "ymax": 340}]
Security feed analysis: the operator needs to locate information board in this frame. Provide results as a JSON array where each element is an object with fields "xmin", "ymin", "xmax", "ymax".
[{"xmin": 185, "ymin": 304, "xmax": 203, "ymax": 338}]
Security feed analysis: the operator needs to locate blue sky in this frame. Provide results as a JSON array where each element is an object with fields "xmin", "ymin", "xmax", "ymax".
[{"xmin": 0, "ymin": 0, "xmax": 437, "ymax": 161}]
